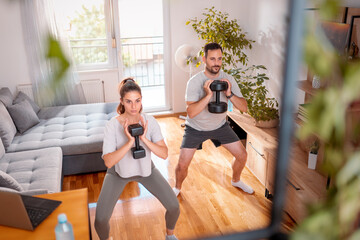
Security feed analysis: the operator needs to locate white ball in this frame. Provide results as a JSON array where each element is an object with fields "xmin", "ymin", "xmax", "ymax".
[{"xmin": 312, "ymin": 75, "xmax": 321, "ymax": 89}]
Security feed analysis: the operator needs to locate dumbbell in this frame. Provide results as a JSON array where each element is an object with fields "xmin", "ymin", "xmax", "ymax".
[
  {"xmin": 128, "ymin": 123, "xmax": 146, "ymax": 159},
  {"xmin": 208, "ymin": 80, "xmax": 228, "ymax": 113}
]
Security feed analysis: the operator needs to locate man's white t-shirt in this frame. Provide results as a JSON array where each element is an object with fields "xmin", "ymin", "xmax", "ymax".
[
  {"xmin": 185, "ymin": 70, "xmax": 242, "ymax": 131},
  {"xmin": 102, "ymin": 113, "xmax": 164, "ymax": 178}
]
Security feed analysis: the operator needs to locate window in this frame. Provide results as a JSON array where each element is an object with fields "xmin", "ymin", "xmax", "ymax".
[
  {"xmin": 55, "ymin": 0, "xmax": 170, "ymax": 111},
  {"xmin": 55, "ymin": 0, "xmax": 116, "ymax": 70},
  {"xmin": 118, "ymin": 0, "xmax": 168, "ymax": 111}
]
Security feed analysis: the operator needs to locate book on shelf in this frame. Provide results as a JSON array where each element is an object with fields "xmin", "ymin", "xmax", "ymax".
[
  {"xmin": 297, "ymin": 103, "xmax": 310, "ymax": 122},
  {"xmin": 298, "ymin": 103, "xmax": 310, "ymax": 111},
  {"xmin": 297, "ymin": 114, "xmax": 308, "ymax": 122}
]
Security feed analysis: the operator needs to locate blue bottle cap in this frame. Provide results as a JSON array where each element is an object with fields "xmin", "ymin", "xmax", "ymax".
[{"xmin": 58, "ymin": 213, "xmax": 67, "ymax": 223}]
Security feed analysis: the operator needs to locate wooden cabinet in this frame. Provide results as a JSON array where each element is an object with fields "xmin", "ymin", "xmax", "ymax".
[
  {"xmin": 227, "ymin": 110, "xmax": 327, "ymax": 223},
  {"xmin": 227, "ymin": 111, "xmax": 278, "ymax": 197},
  {"xmin": 264, "ymin": 151, "xmax": 277, "ymax": 197},
  {"xmin": 246, "ymin": 134, "xmax": 268, "ymax": 185}
]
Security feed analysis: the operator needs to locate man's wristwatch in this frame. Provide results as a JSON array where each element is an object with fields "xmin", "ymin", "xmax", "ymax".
[{"xmin": 226, "ymin": 91, "xmax": 234, "ymax": 99}]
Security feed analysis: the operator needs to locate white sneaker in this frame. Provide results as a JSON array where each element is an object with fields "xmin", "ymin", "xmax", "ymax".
[
  {"xmin": 173, "ymin": 187, "xmax": 180, "ymax": 197},
  {"xmin": 165, "ymin": 235, "xmax": 178, "ymax": 240},
  {"xmin": 231, "ymin": 180, "xmax": 254, "ymax": 194}
]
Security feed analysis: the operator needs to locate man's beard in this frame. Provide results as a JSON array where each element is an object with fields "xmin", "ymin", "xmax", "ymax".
[{"xmin": 206, "ymin": 65, "xmax": 221, "ymax": 75}]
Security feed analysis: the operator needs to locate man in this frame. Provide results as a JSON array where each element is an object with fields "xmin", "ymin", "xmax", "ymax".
[{"xmin": 173, "ymin": 42, "xmax": 253, "ymax": 196}]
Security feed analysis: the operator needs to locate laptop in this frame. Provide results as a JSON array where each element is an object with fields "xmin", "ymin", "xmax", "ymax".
[{"xmin": 0, "ymin": 191, "xmax": 62, "ymax": 231}]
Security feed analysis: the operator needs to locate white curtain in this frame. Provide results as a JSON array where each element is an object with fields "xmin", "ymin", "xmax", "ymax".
[{"xmin": 20, "ymin": 0, "xmax": 85, "ymax": 107}]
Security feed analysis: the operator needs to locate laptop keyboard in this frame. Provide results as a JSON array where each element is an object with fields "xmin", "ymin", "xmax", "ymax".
[{"xmin": 26, "ymin": 207, "xmax": 50, "ymax": 227}]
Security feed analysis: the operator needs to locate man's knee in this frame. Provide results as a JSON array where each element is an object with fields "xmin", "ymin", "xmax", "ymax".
[
  {"xmin": 176, "ymin": 157, "xmax": 191, "ymax": 171},
  {"xmin": 235, "ymin": 149, "xmax": 247, "ymax": 161}
]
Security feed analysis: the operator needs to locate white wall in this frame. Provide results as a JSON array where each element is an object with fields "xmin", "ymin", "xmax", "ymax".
[
  {"xmin": 0, "ymin": 0, "xmax": 291, "ymax": 113},
  {"xmin": 169, "ymin": 0, "xmax": 218, "ymax": 112},
  {"xmin": 0, "ymin": 1, "xmax": 31, "ymax": 94},
  {"xmin": 238, "ymin": 0, "xmax": 288, "ymax": 105}
]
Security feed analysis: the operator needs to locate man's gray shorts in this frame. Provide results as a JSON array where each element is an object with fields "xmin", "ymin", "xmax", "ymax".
[{"xmin": 180, "ymin": 122, "xmax": 240, "ymax": 150}]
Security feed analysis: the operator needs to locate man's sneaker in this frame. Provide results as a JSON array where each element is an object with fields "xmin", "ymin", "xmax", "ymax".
[
  {"xmin": 165, "ymin": 234, "xmax": 178, "ymax": 240},
  {"xmin": 173, "ymin": 187, "xmax": 180, "ymax": 197},
  {"xmin": 231, "ymin": 180, "xmax": 254, "ymax": 194}
]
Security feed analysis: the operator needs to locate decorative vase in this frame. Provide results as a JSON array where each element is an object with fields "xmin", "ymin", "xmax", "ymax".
[
  {"xmin": 312, "ymin": 75, "xmax": 321, "ymax": 89},
  {"xmin": 308, "ymin": 152, "xmax": 318, "ymax": 169},
  {"xmin": 254, "ymin": 118, "xmax": 279, "ymax": 128}
]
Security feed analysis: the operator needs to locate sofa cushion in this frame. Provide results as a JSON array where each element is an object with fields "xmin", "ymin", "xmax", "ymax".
[
  {"xmin": 0, "ymin": 138, "xmax": 4, "ymax": 159},
  {"xmin": 0, "ymin": 170, "xmax": 24, "ymax": 191},
  {"xmin": 0, "ymin": 87, "xmax": 14, "ymax": 107},
  {"xmin": 7, "ymin": 102, "xmax": 118, "ymax": 155},
  {"xmin": 0, "ymin": 187, "xmax": 48, "ymax": 196},
  {"xmin": 0, "ymin": 147, "xmax": 63, "ymax": 193},
  {"xmin": 0, "ymin": 102, "xmax": 17, "ymax": 149},
  {"xmin": 13, "ymin": 91, "xmax": 40, "ymax": 114},
  {"xmin": 7, "ymin": 100, "xmax": 40, "ymax": 134}
]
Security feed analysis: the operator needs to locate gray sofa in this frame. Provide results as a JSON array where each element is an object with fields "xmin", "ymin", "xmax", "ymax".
[
  {"xmin": 0, "ymin": 87, "xmax": 117, "ymax": 194},
  {"xmin": 7, "ymin": 102, "xmax": 118, "ymax": 175},
  {"xmin": 0, "ymin": 138, "xmax": 62, "ymax": 195}
]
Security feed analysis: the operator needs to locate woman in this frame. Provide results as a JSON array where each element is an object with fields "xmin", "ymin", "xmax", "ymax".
[{"xmin": 95, "ymin": 78, "xmax": 179, "ymax": 240}]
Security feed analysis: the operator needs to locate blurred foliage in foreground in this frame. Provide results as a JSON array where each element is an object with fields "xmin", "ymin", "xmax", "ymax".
[
  {"xmin": 292, "ymin": 0, "xmax": 360, "ymax": 239},
  {"xmin": 38, "ymin": 34, "xmax": 70, "ymax": 106}
]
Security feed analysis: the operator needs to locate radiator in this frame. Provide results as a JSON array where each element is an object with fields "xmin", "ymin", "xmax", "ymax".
[
  {"xmin": 80, "ymin": 79, "xmax": 105, "ymax": 103},
  {"xmin": 17, "ymin": 84, "xmax": 35, "ymax": 101}
]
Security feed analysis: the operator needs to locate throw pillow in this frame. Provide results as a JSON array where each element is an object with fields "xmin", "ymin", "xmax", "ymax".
[
  {"xmin": 0, "ymin": 102, "xmax": 17, "ymax": 149},
  {"xmin": 13, "ymin": 91, "xmax": 40, "ymax": 114},
  {"xmin": 0, "ymin": 138, "xmax": 5, "ymax": 159},
  {"xmin": 0, "ymin": 170, "xmax": 24, "ymax": 192},
  {"xmin": 0, "ymin": 87, "xmax": 14, "ymax": 107},
  {"xmin": 7, "ymin": 100, "xmax": 40, "ymax": 134}
]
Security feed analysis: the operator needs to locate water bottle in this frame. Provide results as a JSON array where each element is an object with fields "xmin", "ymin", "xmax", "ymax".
[
  {"xmin": 55, "ymin": 213, "xmax": 75, "ymax": 240},
  {"xmin": 228, "ymin": 100, "xmax": 233, "ymax": 112}
]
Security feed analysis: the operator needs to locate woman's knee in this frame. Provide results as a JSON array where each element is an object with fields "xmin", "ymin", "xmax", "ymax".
[
  {"xmin": 94, "ymin": 213, "xmax": 108, "ymax": 230},
  {"xmin": 167, "ymin": 199, "xmax": 180, "ymax": 216}
]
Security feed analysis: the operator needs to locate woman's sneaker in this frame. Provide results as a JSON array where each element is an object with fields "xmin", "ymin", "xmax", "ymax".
[{"xmin": 165, "ymin": 234, "xmax": 178, "ymax": 240}]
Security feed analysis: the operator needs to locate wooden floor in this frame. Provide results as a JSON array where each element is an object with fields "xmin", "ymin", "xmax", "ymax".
[{"xmin": 62, "ymin": 116, "xmax": 295, "ymax": 240}]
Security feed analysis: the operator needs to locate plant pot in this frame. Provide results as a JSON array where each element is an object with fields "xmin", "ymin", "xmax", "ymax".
[
  {"xmin": 254, "ymin": 118, "xmax": 279, "ymax": 128},
  {"xmin": 308, "ymin": 152, "xmax": 318, "ymax": 169}
]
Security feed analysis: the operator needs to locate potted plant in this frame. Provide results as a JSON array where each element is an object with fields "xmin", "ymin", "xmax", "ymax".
[
  {"xmin": 186, "ymin": 6, "xmax": 254, "ymax": 68},
  {"xmin": 229, "ymin": 65, "xmax": 279, "ymax": 127},
  {"xmin": 187, "ymin": 7, "xmax": 279, "ymax": 127},
  {"xmin": 308, "ymin": 139, "xmax": 319, "ymax": 169}
]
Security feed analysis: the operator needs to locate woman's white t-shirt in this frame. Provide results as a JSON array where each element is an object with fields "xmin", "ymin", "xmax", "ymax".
[{"xmin": 102, "ymin": 113, "xmax": 164, "ymax": 178}]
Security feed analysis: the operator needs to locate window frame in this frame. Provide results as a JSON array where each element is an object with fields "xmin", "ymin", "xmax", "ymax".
[{"xmin": 68, "ymin": 0, "xmax": 117, "ymax": 71}]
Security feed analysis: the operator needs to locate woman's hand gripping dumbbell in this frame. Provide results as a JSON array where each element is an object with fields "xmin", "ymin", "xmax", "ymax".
[{"xmin": 127, "ymin": 123, "xmax": 146, "ymax": 159}]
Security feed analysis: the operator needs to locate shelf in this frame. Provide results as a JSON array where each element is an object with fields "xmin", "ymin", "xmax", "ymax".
[
  {"xmin": 228, "ymin": 110, "xmax": 327, "ymax": 223},
  {"xmin": 294, "ymin": 114, "xmax": 305, "ymax": 126},
  {"xmin": 297, "ymin": 80, "xmax": 317, "ymax": 96}
]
